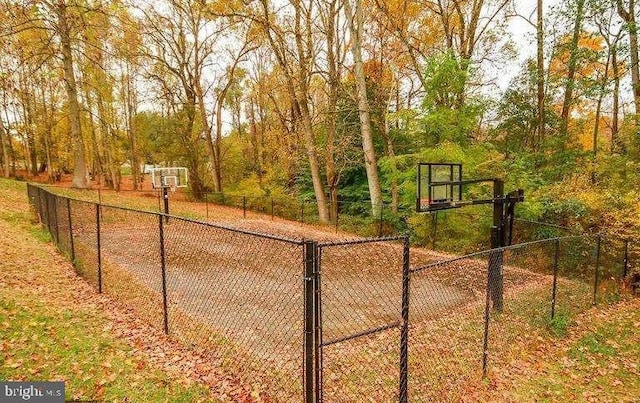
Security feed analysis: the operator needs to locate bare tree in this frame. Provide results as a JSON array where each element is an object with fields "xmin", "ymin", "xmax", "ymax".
[{"xmin": 344, "ymin": 0, "xmax": 383, "ymax": 217}]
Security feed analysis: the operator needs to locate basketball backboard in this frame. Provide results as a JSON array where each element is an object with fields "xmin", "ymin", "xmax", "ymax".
[
  {"xmin": 416, "ymin": 163, "xmax": 462, "ymax": 212},
  {"xmin": 150, "ymin": 167, "xmax": 189, "ymax": 190}
]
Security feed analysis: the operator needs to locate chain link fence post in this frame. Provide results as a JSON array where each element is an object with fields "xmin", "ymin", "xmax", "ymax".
[
  {"xmin": 623, "ymin": 240, "xmax": 629, "ymax": 278},
  {"xmin": 593, "ymin": 236, "xmax": 601, "ymax": 305},
  {"xmin": 551, "ymin": 238, "xmax": 560, "ymax": 319},
  {"xmin": 96, "ymin": 203, "xmax": 102, "ymax": 293},
  {"xmin": 205, "ymin": 192, "xmax": 209, "ymax": 219},
  {"xmin": 240, "ymin": 196, "xmax": 245, "ymax": 218},
  {"xmin": 314, "ymin": 242, "xmax": 322, "ymax": 403},
  {"xmin": 67, "ymin": 198, "xmax": 75, "ymax": 264},
  {"xmin": 303, "ymin": 240, "xmax": 317, "ymax": 403},
  {"xmin": 431, "ymin": 211, "xmax": 438, "ymax": 250},
  {"xmin": 399, "ymin": 236, "xmax": 410, "ymax": 403},
  {"xmin": 53, "ymin": 195, "xmax": 60, "ymax": 245},
  {"xmin": 482, "ymin": 250, "xmax": 494, "ymax": 377},
  {"xmin": 159, "ymin": 214, "xmax": 169, "ymax": 334}
]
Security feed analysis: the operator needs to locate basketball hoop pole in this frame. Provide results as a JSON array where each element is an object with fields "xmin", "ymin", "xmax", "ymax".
[
  {"xmin": 418, "ymin": 169, "xmax": 524, "ymax": 312},
  {"xmin": 160, "ymin": 172, "xmax": 170, "ymax": 223},
  {"xmin": 162, "ymin": 186, "xmax": 170, "ymax": 223},
  {"xmin": 490, "ymin": 179, "xmax": 505, "ymax": 313}
]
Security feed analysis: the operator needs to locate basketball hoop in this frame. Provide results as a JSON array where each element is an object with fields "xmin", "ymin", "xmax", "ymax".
[{"xmin": 150, "ymin": 167, "xmax": 189, "ymax": 190}]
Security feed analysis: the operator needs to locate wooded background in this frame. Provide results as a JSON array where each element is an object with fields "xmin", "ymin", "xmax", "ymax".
[{"xmin": 2, "ymin": 0, "xmax": 640, "ymax": 243}]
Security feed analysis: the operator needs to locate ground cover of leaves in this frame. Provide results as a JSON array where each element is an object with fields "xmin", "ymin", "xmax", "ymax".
[
  {"xmin": 5, "ymin": 178, "xmax": 640, "ymax": 402},
  {"xmin": 475, "ymin": 296, "xmax": 640, "ymax": 402},
  {"xmin": 0, "ymin": 179, "xmax": 253, "ymax": 402}
]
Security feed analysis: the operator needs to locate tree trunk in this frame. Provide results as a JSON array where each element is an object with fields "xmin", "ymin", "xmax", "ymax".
[
  {"xmin": 0, "ymin": 115, "xmax": 10, "ymax": 178},
  {"xmin": 124, "ymin": 70, "xmax": 140, "ymax": 190},
  {"xmin": 536, "ymin": 0, "xmax": 545, "ymax": 149},
  {"xmin": 617, "ymin": 0, "xmax": 640, "ymax": 113},
  {"xmin": 257, "ymin": 0, "xmax": 330, "ymax": 222},
  {"xmin": 612, "ymin": 45, "xmax": 621, "ymax": 153},
  {"xmin": 591, "ymin": 50, "xmax": 611, "ymax": 184},
  {"xmin": 617, "ymin": 0, "xmax": 640, "ymax": 147},
  {"xmin": 57, "ymin": 2, "xmax": 87, "ymax": 188},
  {"xmin": 84, "ymin": 91, "xmax": 103, "ymax": 185},
  {"xmin": 559, "ymin": 0, "xmax": 585, "ymax": 148},
  {"xmin": 344, "ymin": 0, "xmax": 383, "ymax": 217},
  {"xmin": 214, "ymin": 97, "xmax": 224, "ymax": 192},
  {"xmin": 195, "ymin": 80, "xmax": 221, "ymax": 193},
  {"xmin": 293, "ymin": 0, "xmax": 330, "ymax": 222},
  {"xmin": 325, "ymin": 0, "xmax": 340, "ymax": 222}
]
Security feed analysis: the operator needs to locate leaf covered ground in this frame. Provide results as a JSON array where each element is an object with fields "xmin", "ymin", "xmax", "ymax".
[
  {"xmin": 477, "ymin": 296, "xmax": 640, "ymax": 402},
  {"xmin": 1, "ymin": 178, "xmax": 639, "ymax": 402},
  {"xmin": 0, "ymin": 179, "xmax": 251, "ymax": 401}
]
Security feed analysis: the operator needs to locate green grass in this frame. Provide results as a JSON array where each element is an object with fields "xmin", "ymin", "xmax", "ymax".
[{"xmin": 545, "ymin": 309, "xmax": 572, "ymax": 337}]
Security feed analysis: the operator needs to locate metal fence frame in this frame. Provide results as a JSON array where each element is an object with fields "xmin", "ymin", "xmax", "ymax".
[{"xmin": 26, "ymin": 183, "xmax": 636, "ymax": 402}]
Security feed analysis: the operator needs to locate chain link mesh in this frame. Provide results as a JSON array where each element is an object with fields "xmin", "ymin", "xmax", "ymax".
[
  {"xmin": 26, "ymin": 184, "xmax": 634, "ymax": 402},
  {"xmin": 318, "ymin": 237, "xmax": 406, "ymax": 402}
]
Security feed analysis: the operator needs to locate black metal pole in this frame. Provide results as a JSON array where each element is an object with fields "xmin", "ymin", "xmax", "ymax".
[
  {"xmin": 378, "ymin": 203, "xmax": 384, "ymax": 237},
  {"xmin": 399, "ymin": 236, "xmax": 410, "ymax": 403},
  {"xmin": 159, "ymin": 214, "xmax": 169, "ymax": 334},
  {"xmin": 96, "ymin": 203, "xmax": 102, "ymax": 293},
  {"xmin": 489, "ymin": 179, "xmax": 505, "ymax": 312},
  {"xmin": 162, "ymin": 187, "xmax": 170, "ymax": 223},
  {"xmin": 44, "ymin": 191, "xmax": 50, "ymax": 233},
  {"xmin": 432, "ymin": 211, "xmax": 438, "ymax": 250},
  {"xmin": 314, "ymin": 244, "xmax": 322, "ymax": 403},
  {"xmin": 243, "ymin": 196, "xmax": 247, "ymax": 218},
  {"xmin": 303, "ymin": 240, "xmax": 316, "ymax": 403},
  {"xmin": 416, "ymin": 164, "xmax": 421, "ymax": 212},
  {"xmin": 488, "ymin": 227, "xmax": 504, "ymax": 312},
  {"xmin": 271, "ymin": 197, "xmax": 275, "ymax": 220},
  {"xmin": 53, "ymin": 195, "xmax": 60, "ymax": 245},
  {"xmin": 551, "ymin": 238, "xmax": 560, "ymax": 319},
  {"xmin": 623, "ymin": 240, "xmax": 629, "ymax": 278},
  {"xmin": 67, "ymin": 198, "xmax": 75, "ymax": 264},
  {"xmin": 593, "ymin": 236, "xmax": 601, "ymax": 306}
]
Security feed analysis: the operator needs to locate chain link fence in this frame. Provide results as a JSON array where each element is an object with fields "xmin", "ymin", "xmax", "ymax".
[
  {"xmin": 28, "ymin": 184, "xmax": 307, "ymax": 400},
  {"xmin": 27, "ymin": 184, "xmax": 637, "ymax": 402}
]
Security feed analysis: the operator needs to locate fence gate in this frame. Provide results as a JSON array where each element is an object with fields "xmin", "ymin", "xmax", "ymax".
[{"xmin": 316, "ymin": 237, "xmax": 410, "ymax": 403}]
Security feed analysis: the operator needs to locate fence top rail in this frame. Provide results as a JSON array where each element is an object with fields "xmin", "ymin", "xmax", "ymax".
[
  {"xmin": 513, "ymin": 217, "xmax": 578, "ymax": 232},
  {"xmin": 409, "ymin": 235, "xmax": 599, "ymax": 275},
  {"xmin": 318, "ymin": 235, "xmax": 409, "ymax": 248},
  {"xmin": 30, "ymin": 183, "xmax": 305, "ymax": 245}
]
